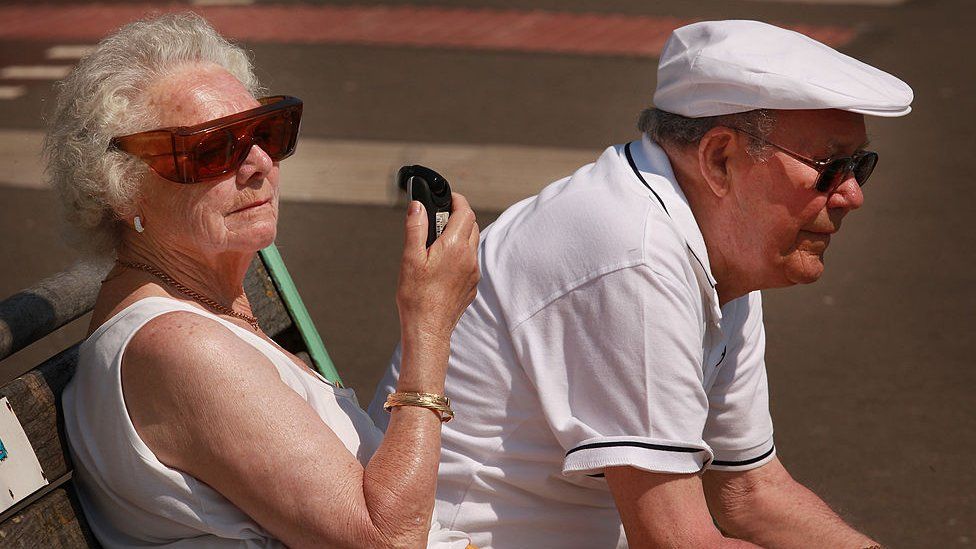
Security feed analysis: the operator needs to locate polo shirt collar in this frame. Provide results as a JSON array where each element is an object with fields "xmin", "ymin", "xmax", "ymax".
[{"xmin": 627, "ymin": 134, "xmax": 723, "ymax": 324}]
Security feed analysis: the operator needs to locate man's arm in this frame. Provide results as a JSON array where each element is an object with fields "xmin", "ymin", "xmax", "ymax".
[
  {"xmin": 702, "ymin": 457, "xmax": 878, "ymax": 548},
  {"xmin": 605, "ymin": 466, "xmax": 760, "ymax": 548}
]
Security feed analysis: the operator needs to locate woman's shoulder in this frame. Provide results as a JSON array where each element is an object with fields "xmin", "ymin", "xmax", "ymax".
[
  {"xmin": 123, "ymin": 299, "xmax": 270, "ymax": 379},
  {"xmin": 87, "ymin": 285, "xmax": 194, "ymax": 336},
  {"xmin": 83, "ymin": 294, "xmax": 275, "ymax": 389},
  {"xmin": 119, "ymin": 299, "xmax": 286, "ymax": 464},
  {"xmin": 90, "ymin": 291, "xmax": 237, "ymax": 345}
]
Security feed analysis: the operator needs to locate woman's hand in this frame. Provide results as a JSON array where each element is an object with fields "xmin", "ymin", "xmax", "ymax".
[{"xmin": 395, "ymin": 192, "xmax": 480, "ymax": 344}]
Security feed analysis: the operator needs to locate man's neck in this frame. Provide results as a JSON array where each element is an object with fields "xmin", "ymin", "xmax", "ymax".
[{"xmin": 658, "ymin": 142, "xmax": 751, "ymax": 306}]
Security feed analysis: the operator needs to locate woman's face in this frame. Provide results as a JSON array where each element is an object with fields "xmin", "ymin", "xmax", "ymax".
[{"xmin": 133, "ymin": 63, "xmax": 280, "ymax": 259}]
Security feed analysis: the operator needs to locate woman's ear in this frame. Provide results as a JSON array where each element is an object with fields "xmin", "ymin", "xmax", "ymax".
[
  {"xmin": 697, "ymin": 126, "xmax": 738, "ymax": 198},
  {"xmin": 113, "ymin": 183, "xmax": 148, "ymax": 234}
]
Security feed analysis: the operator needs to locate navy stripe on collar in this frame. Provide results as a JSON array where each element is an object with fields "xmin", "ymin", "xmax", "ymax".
[
  {"xmin": 625, "ymin": 141, "xmax": 669, "ymax": 217},
  {"xmin": 623, "ymin": 141, "xmax": 716, "ymax": 290}
]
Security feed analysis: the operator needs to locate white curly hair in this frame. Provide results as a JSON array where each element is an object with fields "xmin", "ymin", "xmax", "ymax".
[{"xmin": 44, "ymin": 12, "xmax": 262, "ymax": 256}]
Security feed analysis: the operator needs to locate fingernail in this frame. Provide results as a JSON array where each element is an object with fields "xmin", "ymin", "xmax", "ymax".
[{"xmin": 408, "ymin": 201, "xmax": 422, "ymax": 216}]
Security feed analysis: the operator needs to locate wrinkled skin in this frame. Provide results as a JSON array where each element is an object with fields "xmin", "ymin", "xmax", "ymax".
[
  {"xmin": 119, "ymin": 63, "xmax": 279, "ymax": 307},
  {"xmin": 674, "ymin": 109, "xmax": 868, "ymax": 303}
]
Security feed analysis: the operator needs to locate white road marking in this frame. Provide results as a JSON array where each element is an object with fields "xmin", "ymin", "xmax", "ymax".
[
  {"xmin": 0, "ymin": 86, "xmax": 26, "ymax": 100},
  {"xmin": 0, "ymin": 130, "xmax": 599, "ymax": 212},
  {"xmin": 0, "ymin": 66, "xmax": 73, "ymax": 80},
  {"xmin": 45, "ymin": 45, "xmax": 96, "ymax": 60},
  {"xmin": 0, "ymin": 131, "xmax": 45, "ymax": 188},
  {"xmin": 285, "ymin": 138, "xmax": 597, "ymax": 211}
]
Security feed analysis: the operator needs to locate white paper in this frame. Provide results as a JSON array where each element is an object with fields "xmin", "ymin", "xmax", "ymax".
[{"xmin": 0, "ymin": 396, "xmax": 49, "ymax": 513}]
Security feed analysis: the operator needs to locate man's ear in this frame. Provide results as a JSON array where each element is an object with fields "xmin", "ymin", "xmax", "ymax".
[{"xmin": 697, "ymin": 127, "xmax": 738, "ymax": 198}]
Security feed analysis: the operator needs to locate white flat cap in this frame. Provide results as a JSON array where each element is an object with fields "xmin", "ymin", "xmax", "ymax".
[{"xmin": 653, "ymin": 20, "xmax": 913, "ymax": 118}]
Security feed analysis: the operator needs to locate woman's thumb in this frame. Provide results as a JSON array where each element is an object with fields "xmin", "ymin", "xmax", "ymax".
[{"xmin": 403, "ymin": 201, "xmax": 428, "ymax": 255}]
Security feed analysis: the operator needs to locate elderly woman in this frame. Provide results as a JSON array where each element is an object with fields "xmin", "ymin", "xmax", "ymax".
[{"xmin": 51, "ymin": 13, "xmax": 479, "ymax": 548}]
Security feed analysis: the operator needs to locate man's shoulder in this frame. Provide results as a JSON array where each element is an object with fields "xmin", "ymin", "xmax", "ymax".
[
  {"xmin": 483, "ymin": 142, "xmax": 685, "ymax": 260},
  {"xmin": 478, "ymin": 143, "xmax": 696, "ymax": 325}
]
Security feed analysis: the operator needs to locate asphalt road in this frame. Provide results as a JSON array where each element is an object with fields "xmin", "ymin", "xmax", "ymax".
[{"xmin": 1, "ymin": 0, "xmax": 973, "ymax": 546}]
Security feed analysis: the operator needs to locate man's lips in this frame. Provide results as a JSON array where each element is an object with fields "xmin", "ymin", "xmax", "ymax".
[
  {"xmin": 231, "ymin": 198, "xmax": 271, "ymax": 213},
  {"xmin": 796, "ymin": 230, "xmax": 834, "ymax": 254},
  {"xmin": 800, "ymin": 230, "xmax": 834, "ymax": 242}
]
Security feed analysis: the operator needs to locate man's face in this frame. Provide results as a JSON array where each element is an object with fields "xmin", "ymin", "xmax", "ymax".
[{"xmin": 730, "ymin": 109, "xmax": 868, "ymax": 288}]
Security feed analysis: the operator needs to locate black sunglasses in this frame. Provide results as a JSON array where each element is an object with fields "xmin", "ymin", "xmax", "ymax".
[{"xmin": 730, "ymin": 126, "xmax": 878, "ymax": 194}]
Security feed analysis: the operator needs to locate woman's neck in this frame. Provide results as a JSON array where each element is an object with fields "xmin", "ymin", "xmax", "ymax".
[{"xmin": 116, "ymin": 236, "xmax": 253, "ymax": 312}]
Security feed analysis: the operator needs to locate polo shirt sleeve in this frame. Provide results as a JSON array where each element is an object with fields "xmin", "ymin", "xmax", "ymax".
[
  {"xmin": 509, "ymin": 264, "xmax": 713, "ymax": 479},
  {"xmin": 703, "ymin": 290, "xmax": 776, "ymax": 471}
]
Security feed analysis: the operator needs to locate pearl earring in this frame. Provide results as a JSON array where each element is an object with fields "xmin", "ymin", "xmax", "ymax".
[{"xmin": 134, "ymin": 216, "xmax": 145, "ymax": 233}]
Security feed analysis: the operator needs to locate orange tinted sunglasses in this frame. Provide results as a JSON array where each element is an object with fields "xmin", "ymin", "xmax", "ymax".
[{"xmin": 109, "ymin": 95, "xmax": 303, "ymax": 184}]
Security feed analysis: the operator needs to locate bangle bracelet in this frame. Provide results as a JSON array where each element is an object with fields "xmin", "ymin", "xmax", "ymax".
[{"xmin": 384, "ymin": 392, "xmax": 455, "ymax": 423}]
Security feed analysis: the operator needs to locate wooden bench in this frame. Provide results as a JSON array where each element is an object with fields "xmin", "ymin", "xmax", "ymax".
[{"xmin": 0, "ymin": 245, "xmax": 339, "ymax": 547}]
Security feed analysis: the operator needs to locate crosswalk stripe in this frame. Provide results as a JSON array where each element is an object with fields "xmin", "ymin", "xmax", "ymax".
[
  {"xmin": 0, "ymin": 65, "xmax": 73, "ymax": 80},
  {"xmin": 0, "ymin": 86, "xmax": 26, "ymax": 100},
  {"xmin": 45, "ymin": 45, "xmax": 96, "ymax": 60},
  {"xmin": 0, "ymin": 129, "xmax": 599, "ymax": 212}
]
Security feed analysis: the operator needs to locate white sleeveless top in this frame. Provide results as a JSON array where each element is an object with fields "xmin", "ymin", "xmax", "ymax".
[{"xmin": 63, "ymin": 297, "xmax": 469, "ymax": 548}]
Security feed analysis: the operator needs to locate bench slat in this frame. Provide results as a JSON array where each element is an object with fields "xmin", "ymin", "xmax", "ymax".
[
  {"xmin": 0, "ymin": 261, "xmax": 108, "ymax": 363},
  {"xmin": 245, "ymin": 251, "xmax": 293, "ymax": 338},
  {"xmin": 0, "ymin": 345, "xmax": 78, "ymax": 485},
  {"xmin": 0, "ymin": 485, "xmax": 98, "ymax": 548}
]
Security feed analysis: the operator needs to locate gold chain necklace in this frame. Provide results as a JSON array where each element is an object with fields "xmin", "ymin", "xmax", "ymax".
[{"xmin": 116, "ymin": 260, "xmax": 260, "ymax": 331}]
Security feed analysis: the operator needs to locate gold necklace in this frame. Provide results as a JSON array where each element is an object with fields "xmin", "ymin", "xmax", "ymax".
[{"xmin": 116, "ymin": 260, "xmax": 260, "ymax": 331}]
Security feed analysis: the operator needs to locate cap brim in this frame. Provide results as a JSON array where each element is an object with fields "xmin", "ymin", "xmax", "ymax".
[{"xmin": 846, "ymin": 105, "xmax": 913, "ymax": 118}]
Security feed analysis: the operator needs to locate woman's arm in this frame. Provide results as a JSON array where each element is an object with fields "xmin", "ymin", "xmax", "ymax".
[
  {"xmin": 122, "ymin": 195, "xmax": 479, "ymax": 548},
  {"xmin": 361, "ymin": 193, "xmax": 480, "ymax": 545}
]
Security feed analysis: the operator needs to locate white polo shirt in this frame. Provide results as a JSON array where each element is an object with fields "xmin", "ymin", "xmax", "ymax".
[{"xmin": 369, "ymin": 136, "xmax": 776, "ymax": 549}]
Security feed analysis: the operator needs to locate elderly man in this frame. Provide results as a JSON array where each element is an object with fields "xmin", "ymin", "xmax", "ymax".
[{"xmin": 370, "ymin": 20, "xmax": 912, "ymax": 548}]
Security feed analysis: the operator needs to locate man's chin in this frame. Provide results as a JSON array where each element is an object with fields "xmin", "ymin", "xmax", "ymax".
[{"xmin": 783, "ymin": 250, "xmax": 826, "ymax": 285}]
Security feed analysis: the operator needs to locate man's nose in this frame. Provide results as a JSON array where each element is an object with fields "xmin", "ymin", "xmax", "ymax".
[{"xmin": 827, "ymin": 173, "xmax": 865, "ymax": 211}]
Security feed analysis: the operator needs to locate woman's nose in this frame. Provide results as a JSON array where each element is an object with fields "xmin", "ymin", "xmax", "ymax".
[{"xmin": 238, "ymin": 144, "xmax": 274, "ymax": 185}]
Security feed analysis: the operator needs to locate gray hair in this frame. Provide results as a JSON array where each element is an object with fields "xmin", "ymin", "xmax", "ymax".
[
  {"xmin": 637, "ymin": 107, "xmax": 776, "ymax": 158},
  {"xmin": 44, "ymin": 12, "xmax": 262, "ymax": 255}
]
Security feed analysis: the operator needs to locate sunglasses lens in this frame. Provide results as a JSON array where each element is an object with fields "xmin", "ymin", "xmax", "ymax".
[
  {"xmin": 854, "ymin": 152, "xmax": 878, "ymax": 186},
  {"xmin": 252, "ymin": 109, "xmax": 298, "ymax": 160},
  {"xmin": 817, "ymin": 159, "xmax": 848, "ymax": 193},
  {"xmin": 816, "ymin": 152, "xmax": 879, "ymax": 194},
  {"xmin": 193, "ymin": 129, "xmax": 237, "ymax": 180}
]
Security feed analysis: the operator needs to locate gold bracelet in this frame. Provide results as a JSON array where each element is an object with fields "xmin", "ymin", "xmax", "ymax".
[{"xmin": 383, "ymin": 392, "xmax": 455, "ymax": 423}]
